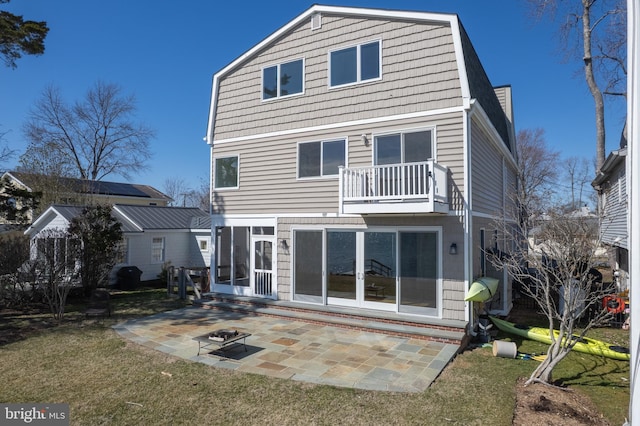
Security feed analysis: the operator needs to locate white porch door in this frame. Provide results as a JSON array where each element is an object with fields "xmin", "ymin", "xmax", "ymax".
[{"xmin": 251, "ymin": 236, "xmax": 274, "ymax": 297}]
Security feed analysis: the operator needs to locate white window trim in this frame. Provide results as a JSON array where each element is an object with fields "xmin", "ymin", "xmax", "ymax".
[
  {"xmin": 328, "ymin": 39, "xmax": 382, "ymax": 89},
  {"xmin": 371, "ymin": 126, "xmax": 437, "ymax": 164},
  {"xmin": 151, "ymin": 237, "xmax": 165, "ymax": 264},
  {"xmin": 213, "ymin": 153, "xmax": 240, "ymax": 190},
  {"xmin": 296, "ymin": 137, "xmax": 348, "ymax": 180},
  {"xmin": 311, "ymin": 13, "xmax": 322, "ymax": 30},
  {"xmin": 261, "ymin": 57, "xmax": 305, "ymax": 101},
  {"xmin": 197, "ymin": 236, "xmax": 210, "ymax": 252}
]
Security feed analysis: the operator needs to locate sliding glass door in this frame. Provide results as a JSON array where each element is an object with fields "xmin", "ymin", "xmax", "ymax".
[
  {"xmin": 399, "ymin": 231, "xmax": 439, "ymax": 316},
  {"xmin": 293, "ymin": 230, "xmax": 323, "ymax": 303},
  {"xmin": 362, "ymin": 232, "xmax": 396, "ymax": 308},
  {"xmin": 327, "ymin": 231, "xmax": 357, "ymax": 303},
  {"xmin": 293, "ymin": 228, "xmax": 440, "ymax": 316}
]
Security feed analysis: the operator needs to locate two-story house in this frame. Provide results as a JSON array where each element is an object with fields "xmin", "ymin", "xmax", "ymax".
[
  {"xmin": 1, "ymin": 171, "xmax": 172, "ymax": 228},
  {"xmin": 592, "ymin": 132, "xmax": 629, "ymax": 292},
  {"xmin": 205, "ymin": 5, "xmax": 518, "ymax": 341}
]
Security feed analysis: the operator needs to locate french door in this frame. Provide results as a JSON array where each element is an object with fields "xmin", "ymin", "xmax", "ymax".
[
  {"xmin": 326, "ymin": 230, "xmax": 397, "ymax": 310},
  {"xmin": 293, "ymin": 228, "xmax": 440, "ymax": 315}
]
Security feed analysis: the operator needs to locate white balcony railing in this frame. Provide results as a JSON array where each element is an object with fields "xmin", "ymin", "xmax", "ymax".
[{"xmin": 339, "ymin": 161, "xmax": 449, "ymax": 214}]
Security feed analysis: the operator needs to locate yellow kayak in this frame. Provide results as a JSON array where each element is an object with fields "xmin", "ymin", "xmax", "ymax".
[
  {"xmin": 489, "ymin": 316, "xmax": 629, "ymax": 361},
  {"xmin": 464, "ymin": 277, "xmax": 499, "ymax": 302}
]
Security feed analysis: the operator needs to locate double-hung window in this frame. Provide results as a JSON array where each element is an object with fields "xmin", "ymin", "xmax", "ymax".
[
  {"xmin": 329, "ymin": 40, "xmax": 381, "ymax": 87},
  {"xmin": 214, "ymin": 155, "xmax": 239, "ymax": 189},
  {"xmin": 298, "ymin": 139, "xmax": 346, "ymax": 178},
  {"xmin": 151, "ymin": 237, "xmax": 165, "ymax": 264},
  {"xmin": 262, "ymin": 58, "xmax": 304, "ymax": 100}
]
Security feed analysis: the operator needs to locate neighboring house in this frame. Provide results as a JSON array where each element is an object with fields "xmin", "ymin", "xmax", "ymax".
[
  {"xmin": 592, "ymin": 137, "xmax": 628, "ymax": 292},
  {"xmin": 24, "ymin": 204, "xmax": 211, "ymax": 282},
  {"xmin": 1, "ymin": 171, "xmax": 172, "ymax": 227},
  {"xmin": 205, "ymin": 6, "xmax": 518, "ymax": 334}
]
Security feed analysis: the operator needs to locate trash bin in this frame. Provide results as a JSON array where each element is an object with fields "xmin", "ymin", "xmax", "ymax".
[{"xmin": 116, "ymin": 266, "xmax": 143, "ymax": 290}]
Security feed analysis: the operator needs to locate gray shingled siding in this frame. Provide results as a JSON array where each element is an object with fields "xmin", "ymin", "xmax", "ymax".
[
  {"xmin": 211, "ymin": 112, "xmax": 464, "ymax": 215},
  {"xmin": 213, "ymin": 14, "xmax": 462, "ymax": 141},
  {"xmin": 470, "ymin": 118, "xmax": 505, "ymax": 215},
  {"xmin": 275, "ymin": 214, "xmax": 466, "ymax": 321}
]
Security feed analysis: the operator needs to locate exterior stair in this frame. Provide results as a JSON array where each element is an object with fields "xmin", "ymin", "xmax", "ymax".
[{"xmin": 194, "ymin": 293, "xmax": 468, "ymax": 347}]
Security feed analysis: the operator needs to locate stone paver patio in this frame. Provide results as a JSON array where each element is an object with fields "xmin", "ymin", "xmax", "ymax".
[{"xmin": 113, "ymin": 306, "xmax": 459, "ymax": 392}]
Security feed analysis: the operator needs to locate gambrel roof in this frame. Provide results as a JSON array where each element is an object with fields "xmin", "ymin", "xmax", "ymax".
[{"xmin": 206, "ymin": 4, "xmax": 515, "ymax": 152}]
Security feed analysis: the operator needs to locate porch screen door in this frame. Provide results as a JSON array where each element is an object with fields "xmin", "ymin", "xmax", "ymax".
[{"xmin": 252, "ymin": 238, "xmax": 273, "ymax": 296}]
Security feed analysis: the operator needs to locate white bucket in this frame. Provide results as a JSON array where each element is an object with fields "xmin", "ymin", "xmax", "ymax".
[{"xmin": 492, "ymin": 340, "xmax": 517, "ymax": 358}]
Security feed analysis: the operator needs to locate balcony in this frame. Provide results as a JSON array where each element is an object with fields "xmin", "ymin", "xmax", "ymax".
[{"xmin": 339, "ymin": 161, "xmax": 449, "ymax": 214}]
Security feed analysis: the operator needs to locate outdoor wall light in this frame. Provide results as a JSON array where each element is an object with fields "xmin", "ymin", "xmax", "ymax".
[
  {"xmin": 361, "ymin": 134, "xmax": 369, "ymax": 146},
  {"xmin": 280, "ymin": 239, "xmax": 289, "ymax": 252},
  {"xmin": 449, "ymin": 243, "xmax": 458, "ymax": 255}
]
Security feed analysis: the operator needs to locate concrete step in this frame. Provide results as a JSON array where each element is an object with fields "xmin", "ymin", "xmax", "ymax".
[{"xmin": 194, "ymin": 294, "xmax": 467, "ymax": 345}]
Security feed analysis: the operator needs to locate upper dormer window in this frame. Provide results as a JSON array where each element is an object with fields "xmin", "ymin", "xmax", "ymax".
[
  {"xmin": 329, "ymin": 40, "xmax": 381, "ymax": 88},
  {"xmin": 262, "ymin": 58, "xmax": 304, "ymax": 100}
]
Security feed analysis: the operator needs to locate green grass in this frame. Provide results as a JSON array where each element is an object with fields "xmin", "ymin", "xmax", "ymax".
[{"xmin": 0, "ymin": 289, "xmax": 630, "ymax": 425}]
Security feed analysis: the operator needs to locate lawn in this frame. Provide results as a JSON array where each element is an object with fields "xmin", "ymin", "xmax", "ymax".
[{"xmin": 0, "ymin": 289, "xmax": 630, "ymax": 425}]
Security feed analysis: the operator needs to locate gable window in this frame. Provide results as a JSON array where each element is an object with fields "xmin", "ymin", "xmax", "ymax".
[
  {"xmin": 151, "ymin": 237, "xmax": 165, "ymax": 263},
  {"xmin": 198, "ymin": 237, "xmax": 209, "ymax": 252},
  {"xmin": 262, "ymin": 59, "xmax": 304, "ymax": 100},
  {"xmin": 214, "ymin": 155, "xmax": 239, "ymax": 189},
  {"xmin": 374, "ymin": 129, "xmax": 433, "ymax": 165},
  {"xmin": 329, "ymin": 40, "xmax": 381, "ymax": 87},
  {"xmin": 298, "ymin": 139, "xmax": 346, "ymax": 178}
]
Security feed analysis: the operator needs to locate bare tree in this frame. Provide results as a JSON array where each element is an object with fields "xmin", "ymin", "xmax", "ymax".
[
  {"xmin": 31, "ymin": 229, "xmax": 76, "ymax": 322},
  {"xmin": 163, "ymin": 176, "xmax": 210, "ymax": 210},
  {"xmin": 192, "ymin": 178, "xmax": 210, "ymax": 212},
  {"xmin": 516, "ymin": 128, "xmax": 560, "ymax": 231},
  {"xmin": 0, "ymin": 126, "xmax": 14, "ymax": 171},
  {"xmin": 163, "ymin": 177, "xmax": 190, "ymax": 207},
  {"xmin": 21, "ymin": 81, "xmax": 154, "ymax": 181},
  {"xmin": 527, "ymin": 0, "xmax": 626, "ymax": 170},
  {"xmin": 564, "ymin": 156, "xmax": 594, "ymax": 210},
  {"xmin": 490, "ymin": 130, "xmax": 613, "ymax": 384},
  {"xmin": 490, "ymin": 207, "xmax": 613, "ymax": 384}
]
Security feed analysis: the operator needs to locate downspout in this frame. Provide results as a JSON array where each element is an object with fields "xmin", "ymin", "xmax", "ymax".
[{"xmin": 463, "ymin": 99, "xmax": 473, "ymax": 329}]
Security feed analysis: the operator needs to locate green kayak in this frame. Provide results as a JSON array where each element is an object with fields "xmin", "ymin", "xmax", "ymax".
[{"xmin": 489, "ymin": 316, "xmax": 630, "ymax": 361}]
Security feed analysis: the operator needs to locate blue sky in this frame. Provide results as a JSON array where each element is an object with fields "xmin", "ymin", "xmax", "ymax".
[{"xmin": 0, "ymin": 0, "xmax": 627, "ymax": 194}]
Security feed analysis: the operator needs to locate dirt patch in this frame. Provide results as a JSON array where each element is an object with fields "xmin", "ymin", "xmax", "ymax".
[{"xmin": 513, "ymin": 377, "xmax": 610, "ymax": 425}]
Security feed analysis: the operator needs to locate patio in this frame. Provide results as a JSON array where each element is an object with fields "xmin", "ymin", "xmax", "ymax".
[{"xmin": 113, "ymin": 306, "xmax": 459, "ymax": 392}]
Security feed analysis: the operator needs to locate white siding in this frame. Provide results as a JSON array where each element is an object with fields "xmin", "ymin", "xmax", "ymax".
[
  {"xmin": 602, "ymin": 166, "xmax": 628, "ymax": 249},
  {"xmin": 127, "ymin": 231, "xmax": 210, "ymax": 281}
]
